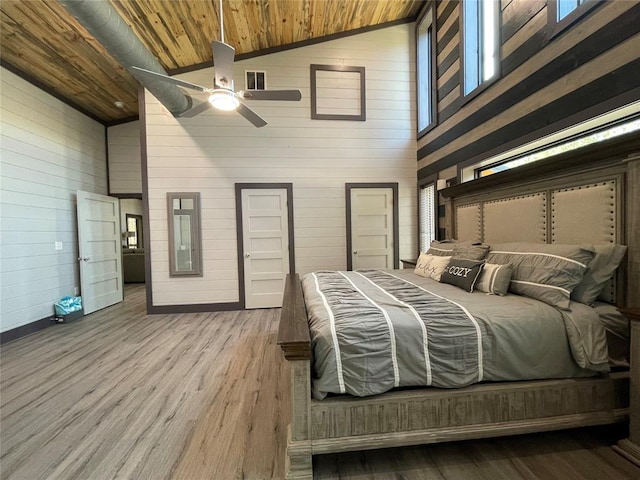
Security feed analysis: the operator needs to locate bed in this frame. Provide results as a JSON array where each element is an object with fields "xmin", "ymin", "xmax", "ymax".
[{"xmin": 277, "ymin": 156, "xmax": 639, "ymax": 479}]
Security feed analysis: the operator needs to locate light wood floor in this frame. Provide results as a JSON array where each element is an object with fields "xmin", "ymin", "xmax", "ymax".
[{"xmin": 1, "ymin": 284, "xmax": 639, "ymax": 480}]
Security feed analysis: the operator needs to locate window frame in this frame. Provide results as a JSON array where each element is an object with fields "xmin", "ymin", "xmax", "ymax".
[
  {"xmin": 416, "ymin": 4, "xmax": 437, "ymax": 137},
  {"xmin": 460, "ymin": 0, "xmax": 501, "ymax": 100},
  {"xmin": 547, "ymin": 0, "xmax": 603, "ymax": 39}
]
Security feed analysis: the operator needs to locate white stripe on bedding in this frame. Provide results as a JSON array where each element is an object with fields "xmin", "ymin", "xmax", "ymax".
[
  {"xmin": 338, "ymin": 272, "xmax": 400, "ymax": 388},
  {"xmin": 489, "ymin": 250, "xmax": 589, "ymax": 268},
  {"xmin": 489, "ymin": 265, "xmax": 502, "ymax": 293},
  {"xmin": 384, "ymin": 271, "xmax": 484, "ymax": 382},
  {"xmin": 511, "ymin": 279, "xmax": 570, "ymax": 295},
  {"xmin": 312, "ymin": 272, "xmax": 345, "ymax": 394},
  {"xmin": 354, "ymin": 272, "xmax": 432, "ymax": 386}
]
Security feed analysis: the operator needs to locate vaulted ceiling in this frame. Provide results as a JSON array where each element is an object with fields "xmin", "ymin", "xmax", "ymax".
[{"xmin": 0, "ymin": 0, "xmax": 423, "ymax": 125}]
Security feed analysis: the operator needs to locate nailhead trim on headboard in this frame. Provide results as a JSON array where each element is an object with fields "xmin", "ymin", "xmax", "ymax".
[
  {"xmin": 455, "ymin": 203, "xmax": 482, "ymax": 242},
  {"xmin": 482, "ymin": 192, "xmax": 547, "ymax": 244},
  {"xmin": 551, "ymin": 180, "xmax": 618, "ymax": 302}
]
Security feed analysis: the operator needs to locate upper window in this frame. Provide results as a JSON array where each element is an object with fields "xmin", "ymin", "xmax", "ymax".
[
  {"xmin": 416, "ymin": 7, "xmax": 435, "ymax": 134},
  {"xmin": 462, "ymin": 0, "xmax": 500, "ymax": 96},
  {"xmin": 547, "ymin": 0, "xmax": 601, "ymax": 36},
  {"xmin": 459, "ymin": 100, "xmax": 640, "ymax": 182},
  {"xmin": 556, "ymin": 0, "xmax": 586, "ymax": 21}
]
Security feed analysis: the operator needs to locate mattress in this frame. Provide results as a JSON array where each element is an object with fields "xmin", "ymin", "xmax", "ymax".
[{"xmin": 302, "ymin": 269, "xmax": 610, "ymax": 400}]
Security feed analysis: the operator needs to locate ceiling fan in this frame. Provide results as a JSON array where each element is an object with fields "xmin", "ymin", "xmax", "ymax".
[{"xmin": 131, "ymin": 0, "xmax": 301, "ymax": 127}]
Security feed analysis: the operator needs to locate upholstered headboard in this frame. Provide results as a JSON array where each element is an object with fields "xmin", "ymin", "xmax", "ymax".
[{"xmin": 446, "ymin": 164, "xmax": 627, "ymax": 305}]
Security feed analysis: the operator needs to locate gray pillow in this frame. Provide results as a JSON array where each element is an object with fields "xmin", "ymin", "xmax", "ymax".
[
  {"xmin": 475, "ymin": 263, "xmax": 513, "ymax": 296},
  {"xmin": 426, "ymin": 240, "xmax": 459, "ymax": 256},
  {"xmin": 571, "ymin": 244, "xmax": 627, "ymax": 305},
  {"xmin": 486, "ymin": 243, "xmax": 595, "ymax": 309},
  {"xmin": 426, "ymin": 240, "xmax": 488, "ymax": 260},
  {"xmin": 439, "ymin": 259, "xmax": 485, "ymax": 293},
  {"xmin": 452, "ymin": 243, "xmax": 490, "ymax": 261}
]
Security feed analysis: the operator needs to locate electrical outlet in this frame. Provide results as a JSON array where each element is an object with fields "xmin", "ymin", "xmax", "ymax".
[
  {"xmin": 74, "ymin": 287, "xmax": 79, "ymax": 296},
  {"xmin": 54, "ymin": 241, "xmax": 63, "ymax": 251}
]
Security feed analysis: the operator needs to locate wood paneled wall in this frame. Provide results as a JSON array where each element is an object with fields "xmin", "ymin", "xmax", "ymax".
[
  {"xmin": 108, "ymin": 121, "xmax": 142, "ymax": 195},
  {"xmin": 143, "ymin": 25, "xmax": 417, "ymax": 308},
  {"xmin": 0, "ymin": 66, "xmax": 107, "ymax": 333},
  {"xmin": 418, "ymin": 0, "xmax": 640, "ymax": 180}
]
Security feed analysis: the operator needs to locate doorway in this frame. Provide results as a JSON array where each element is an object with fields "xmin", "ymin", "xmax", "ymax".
[
  {"xmin": 346, "ymin": 183, "xmax": 399, "ymax": 270},
  {"xmin": 236, "ymin": 184, "xmax": 295, "ymax": 309}
]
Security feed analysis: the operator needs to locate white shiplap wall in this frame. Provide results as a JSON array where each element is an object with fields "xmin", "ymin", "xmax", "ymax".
[
  {"xmin": 145, "ymin": 24, "xmax": 417, "ymax": 306},
  {"xmin": 108, "ymin": 120, "xmax": 142, "ymax": 194},
  {"xmin": 0, "ymin": 67, "xmax": 107, "ymax": 333}
]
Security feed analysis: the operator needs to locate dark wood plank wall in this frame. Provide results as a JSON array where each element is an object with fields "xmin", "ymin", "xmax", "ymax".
[{"xmin": 418, "ymin": 0, "xmax": 640, "ymax": 181}]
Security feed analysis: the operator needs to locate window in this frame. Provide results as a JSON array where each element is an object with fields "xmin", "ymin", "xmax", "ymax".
[
  {"xmin": 556, "ymin": 0, "xmax": 586, "ymax": 21},
  {"xmin": 417, "ymin": 7, "xmax": 435, "ymax": 133},
  {"xmin": 419, "ymin": 183, "xmax": 436, "ymax": 252},
  {"xmin": 462, "ymin": 0, "xmax": 499, "ymax": 96},
  {"xmin": 474, "ymin": 116, "xmax": 640, "ymax": 178},
  {"xmin": 245, "ymin": 71, "xmax": 266, "ymax": 90},
  {"xmin": 548, "ymin": 0, "xmax": 601, "ymax": 36},
  {"xmin": 125, "ymin": 214, "xmax": 143, "ymax": 249}
]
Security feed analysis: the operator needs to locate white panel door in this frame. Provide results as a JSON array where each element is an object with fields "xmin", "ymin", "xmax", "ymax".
[
  {"xmin": 242, "ymin": 189, "xmax": 290, "ymax": 309},
  {"xmin": 350, "ymin": 188, "xmax": 394, "ymax": 269},
  {"xmin": 77, "ymin": 191, "xmax": 123, "ymax": 314}
]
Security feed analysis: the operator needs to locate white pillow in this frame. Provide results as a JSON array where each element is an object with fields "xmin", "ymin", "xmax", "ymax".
[{"xmin": 414, "ymin": 253, "xmax": 451, "ymax": 281}]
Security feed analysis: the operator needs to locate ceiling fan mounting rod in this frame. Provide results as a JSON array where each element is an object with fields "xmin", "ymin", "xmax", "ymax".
[{"xmin": 219, "ymin": 0, "xmax": 225, "ymax": 44}]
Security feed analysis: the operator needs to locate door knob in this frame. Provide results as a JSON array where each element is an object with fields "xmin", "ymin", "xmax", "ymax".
[
  {"xmin": 353, "ymin": 250, "xmax": 358, "ymax": 254},
  {"xmin": 245, "ymin": 253, "xmax": 250, "ymax": 258},
  {"xmin": 77, "ymin": 257, "xmax": 90, "ymax": 262}
]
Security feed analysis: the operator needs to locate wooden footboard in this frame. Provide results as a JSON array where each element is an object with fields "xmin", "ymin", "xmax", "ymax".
[{"xmin": 278, "ymin": 273, "xmax": 630, "ymax": 480}]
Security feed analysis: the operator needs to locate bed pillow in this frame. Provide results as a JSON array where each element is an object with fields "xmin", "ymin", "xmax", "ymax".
[
  {"xmin": 486, "ymin": 243, "xmax": 595, "ymax": 309},
  {"xmin": 570, "ymin": 244, "xmax": 627, "ymax": 305},
  {"xmin": 414, "ymin": 253, "xmax": 451, "ymax": 281},
  {"xmin": 475, "ymin": 263, "xmax": 513, "ymax": 296},
  {"xmin": 439, "ymin": 259, "xmax": 485, "ymax": 293},
  {"xmin": 425, "ymin": 240, "xmax": 458, "ymax": 256},
  {"xmin": 452, "ymin": 243, "xmax": 490, "ymax": 261},
  {"xmin": 426, "ymin": 240, "xmax": 488, "ymax": 259}
]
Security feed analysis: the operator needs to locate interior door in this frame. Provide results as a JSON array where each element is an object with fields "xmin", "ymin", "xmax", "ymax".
[
  {"xmin": 350, "ymin": 187, "xmax": 394, "ymax": 269},
  {"xmin": 77, "ymin": 190, "xmax": 123, "ymax": 314},
  {"xmin": 241, "ymin": 188, "xmax": 290, "ymax": 309}
]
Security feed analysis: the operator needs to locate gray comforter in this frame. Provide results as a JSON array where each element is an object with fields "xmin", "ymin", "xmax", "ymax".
[{"xmin": 303, "ymin": 269, "xmax": 610, "ymax": 400}]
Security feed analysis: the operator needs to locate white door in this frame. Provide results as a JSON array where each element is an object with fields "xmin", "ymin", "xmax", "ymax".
[
  {"xmin": 350, "ymin": 188, "xmax": 394, "ymax": 269},
  {"xmin": 241, "ymin": 189, "xmax": 290, "ymax": 309},
  {"xmin": 77, "ymin": 191, "xmax": 123, "ymax": 314}
]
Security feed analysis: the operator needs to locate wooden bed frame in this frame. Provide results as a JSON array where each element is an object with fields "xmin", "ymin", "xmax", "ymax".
[{"xmin": 277, "ymin": 153, "xmax": 640, "ymax": 479}]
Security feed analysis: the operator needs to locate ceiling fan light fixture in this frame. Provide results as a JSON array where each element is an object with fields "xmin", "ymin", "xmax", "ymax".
[{"xmin": 208, "ymin": 89, "xmax": 239, "ymax": 111}]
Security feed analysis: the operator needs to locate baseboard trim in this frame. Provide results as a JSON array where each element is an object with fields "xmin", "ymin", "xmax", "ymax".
[
  {"xmin": 147, "ymin": 302, "xmax": 244, "ymax": 314},
  {"xmin": 1, "ymin": 316, "xmax": 56, "ymax": 344}
]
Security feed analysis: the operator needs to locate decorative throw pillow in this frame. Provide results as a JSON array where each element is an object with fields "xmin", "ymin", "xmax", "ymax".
[
  {"xmin": 486, "ymin": 242, "xmax": 595, "ymax": 309},
  {"xmin": 414, "ymin": 253, "xmax": 451, "ymax": 281},
  {"xmin": 475, "ymin": 263, "xmax": 513, "ymax": 296},
  {"xmin": 439, "ymin": 259, "xmax": 485, "ymax": 293},
  {"xmin": 571, "ymin": 243, "xmax": 627, "ymax": 305}
]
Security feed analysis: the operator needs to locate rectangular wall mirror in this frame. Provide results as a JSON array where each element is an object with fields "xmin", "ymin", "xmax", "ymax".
[{"xmin": 167, "ymin": 192, "xmax": 202, "ymax": 277}]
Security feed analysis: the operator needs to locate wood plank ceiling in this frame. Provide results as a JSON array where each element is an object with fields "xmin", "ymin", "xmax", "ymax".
[{"xmin": 0, "ymin": 0, "xmax": 423, "ymax": 125}]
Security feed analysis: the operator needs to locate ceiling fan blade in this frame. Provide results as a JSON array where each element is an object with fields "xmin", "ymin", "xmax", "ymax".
[
  {"xmin": 130, "ymin": 66, "xmax": 210, "ymax": 93},
  {"xmin": 240, "ymin": 90, "xmax": 302, "ymax": 101},
  {"xmin": 177, "ymin": 99, "xmax": 212, "ymax": 118},
  {"xmin": 212, "ymin": 40, "xmax": 235, "ymax": 89},
  {"xmin": 237, "ymin": 102, "xmax": 267, "ymax": 128}
]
